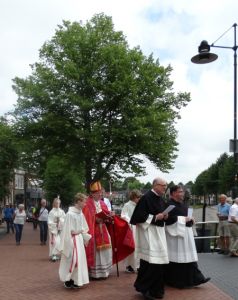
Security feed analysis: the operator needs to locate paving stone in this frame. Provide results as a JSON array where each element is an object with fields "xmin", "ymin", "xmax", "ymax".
[{"xmin": 0, "ymin": 216, "xmax": 235, "ymax": 300}]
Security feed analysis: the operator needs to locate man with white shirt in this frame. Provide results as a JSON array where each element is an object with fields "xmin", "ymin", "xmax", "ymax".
[
  {"xmin": 37, "ymin": 199, "xmax": 49, "ymax": 245},
  {"xmin": 228, "ymin": 198, "xmax": 238, "ymax": 257}
]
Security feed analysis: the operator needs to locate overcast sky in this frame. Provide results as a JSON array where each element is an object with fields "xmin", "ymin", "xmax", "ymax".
[{"xmin": 1, "ymin": 0, "xmax": 238, "ymax": 184}]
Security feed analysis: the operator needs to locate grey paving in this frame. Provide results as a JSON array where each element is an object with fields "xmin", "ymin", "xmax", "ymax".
[
  {"xmin": 198, "ymin": 253, "xmax": 238, "ymax": 300},
  {"xmin": 193, "ymin": 205, "xmax": 218, "ymax": 222}
]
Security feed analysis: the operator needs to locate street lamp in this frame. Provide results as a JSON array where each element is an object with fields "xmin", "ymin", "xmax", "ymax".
[
  {"xmin": 109, "ymin": 178, "xmax": 114, "ymax": 195},
  {"xmin": 191, "ymin": 23, "xmax": 238, "ymax": 198}
]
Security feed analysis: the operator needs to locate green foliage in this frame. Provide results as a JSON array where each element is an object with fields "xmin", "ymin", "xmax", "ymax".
[
  {"xmin": 0, "ymin": 118, "xmax": 18, "ymax": 199},
  {"xmin": 192, "ymin": 153, "xmax": 236, "ymax": 197},
  {"xmin": 219, "ymin": 155, "xmax": 236, "ymax": 192},
  {"xmin": 43, "ymin": 156, "xmax": 85, "ymax": 206},
  {"xmin": 11, "ymin": 13, "xmax": 190, "ymax": 187},
  {"xmin": 122, "ymin": 176, "xmax": 144, "ymax": 190},
  {"xmin": 143, "ymin": 182, "xmax": 152, "ymax": 190}
]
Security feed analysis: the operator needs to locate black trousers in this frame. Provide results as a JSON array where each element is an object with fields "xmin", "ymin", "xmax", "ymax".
[{"xmin": 134, "ymin": 259, "xmax": 164, "ymax": 297}]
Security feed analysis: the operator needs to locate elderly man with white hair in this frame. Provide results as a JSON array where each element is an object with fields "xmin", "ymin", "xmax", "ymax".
[
  {"xmin": 217, "ymin": 194, "xmax": 231, "ymax": 254},
  {"xmin": 228, "ymin": 197, "xmax": 238, "ymax": 257},
  {"xmin": 37, "ymin": 199, "xmax": 49, "ymax": 245},
  {"xmin": 130, "ymin": 177, "xmax": 169, "ymax": 300}
]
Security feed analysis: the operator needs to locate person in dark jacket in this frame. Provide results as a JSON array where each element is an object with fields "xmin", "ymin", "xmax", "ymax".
[
  {"xmin": 3, "ymin": 203, "xmax": 15, "ymax": 233},
  {"xmin": 130, "ymin": 177, "xmax": 171, "ymax": 300}
]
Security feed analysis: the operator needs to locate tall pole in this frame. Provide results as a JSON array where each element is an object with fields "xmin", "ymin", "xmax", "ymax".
[
  {"xmin": 234, "ymin": 23, "xmax": 237, "ymax": 164},
  {"xmin": 233, "ymin": 24, "xmax": 238, "ymax": 197}
]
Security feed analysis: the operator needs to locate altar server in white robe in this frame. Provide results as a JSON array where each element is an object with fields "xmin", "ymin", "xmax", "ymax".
[
  {"xmin": 48, "ymin": 197, "xmax": 65, "ymax": 261},
  {"xmin": 121, "ymin": 189, "xmax": 141, "ymax": 273},
  {"xmin": 130, "ymin": 177, "xmax": 169, "ymax": 300},
  {"xmin": 59, "ymin": 193, "xmax": 91, "ymax": 289},
  {"xmin": 164, "ymin": 185, "xmax": 210, "ymax": 289}
]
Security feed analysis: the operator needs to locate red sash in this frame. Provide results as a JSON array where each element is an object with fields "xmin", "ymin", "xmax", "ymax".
[{"xmin": 69, "ymin": 235, "xmax": 78, "ymax": 273}]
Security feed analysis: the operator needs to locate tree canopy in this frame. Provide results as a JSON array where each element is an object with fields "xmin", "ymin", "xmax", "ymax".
[
  {"xmin": 12, "ymin": 13, "xmax": 190, "ymax": 189},
  {"xmin": 192, "ymin": 153, "xmax": 236, "ymax": 199},
  {"xmin": 0, "ymin": 118, "xmax": 18, "ymax": 200}
]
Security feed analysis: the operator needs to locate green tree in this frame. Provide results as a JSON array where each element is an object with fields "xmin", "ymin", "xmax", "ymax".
[
  {"xmin": 143, "ymin": 181, "xmax": 152, "ymax": 191},
  {"xmin": 192, "ymin": 153, "xmax": 233, "ymax": 200},
  {"xmin": 43, "ymin": 156, "xmax": 84, "ymax": 206},
  {"xmin": 0, "ymin": 118, "xmax": 18, "ymax": 200},
  {"xmin": 219, "ymin": 155, "xmax": 235, "ymax": 193},
  {"xmin": 193, "ymin": 170, "xmax": 208, "ymax": 197},
  {"xmin": 122, "ymin": 176, "xmax": 144, "ymax": 190},
  {"xmin": 12, "ymin": 14, "xmax": 190, "ymax": 189}
]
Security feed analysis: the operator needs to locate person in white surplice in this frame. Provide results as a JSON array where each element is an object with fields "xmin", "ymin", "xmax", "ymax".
[
  {"xmin": 121, "ymin": 189, "xmax": 141, "ymax": 273},
  {"xmin": 164, "ymin": 185, "xmax": 210, "ymax": 289},
  {"xmin": 130, "ymin": 177, "xmax": 169, "ymax": 300},
  {"xmin": 58, "ymin": 193, "xmax": 91, "ymax": 289},
  {"xmin": 48, "ymin": 197, "xmax": 65, "ymax": 261}
]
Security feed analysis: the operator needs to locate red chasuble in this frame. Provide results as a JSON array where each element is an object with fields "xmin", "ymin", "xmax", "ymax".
[
  {"xmin": 83, "ymin": 196, "xmax": 111, "ymax": 268},
  {"xmin": 83, "ymin": 196, "xmax": 135, "ymax": 267}
]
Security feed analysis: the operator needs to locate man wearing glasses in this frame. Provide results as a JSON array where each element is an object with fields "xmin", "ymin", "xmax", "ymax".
[{"xmin": 130, "ymin": 177, "xmax": 169, "ymax": 300}]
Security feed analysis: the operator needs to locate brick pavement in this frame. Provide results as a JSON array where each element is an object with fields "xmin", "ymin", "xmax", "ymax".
[{"xmin": 0, "ymin": 222, "xmax": 234, "ymax": 300}]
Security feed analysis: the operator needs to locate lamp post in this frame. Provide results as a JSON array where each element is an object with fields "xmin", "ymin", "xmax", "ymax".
[
  {"xmin": 109, "ymin": 177, "xmax": 114, "ymax": 195},
  {"xmin": 191, "ymin": 23, "xmax": 238, "ymax": 198}
]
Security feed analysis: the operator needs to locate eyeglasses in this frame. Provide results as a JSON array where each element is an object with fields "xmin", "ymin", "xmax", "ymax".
[{"xmin": 157, "ymin": 184, "xmax": 167, "ymax": 187}]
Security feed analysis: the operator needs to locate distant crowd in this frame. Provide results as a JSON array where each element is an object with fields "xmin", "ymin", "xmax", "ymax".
[{"xmin": 216, "ymin": 194, "xmax": 238, "ymax": 257}]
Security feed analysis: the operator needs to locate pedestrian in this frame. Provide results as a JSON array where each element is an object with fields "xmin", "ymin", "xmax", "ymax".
[
  {"xmin": 130, "ymin": 177, "xmax": 169, "ymax": 300},
  {"xmin": 121, "ymin": 189, "xmax": 141, "ymax": 273},
  {"xmin": 32, "ymin": 206, "xmax": 38, "ymax": 230},
  {"xmin": 13, "ymin": 204, "xmax": 26, "ymax": 245},
  {"xmin": 228, "ymin": 197, "xmax": 238, "ymax": 257},
  {"xmin": 48, "ymin": 197, "xmax": 66, "ymax": 261},
  {"xmin": 59, "ymin": 193, "xmax": 91, "ymax": 289},
  {"xmin": 3, "ymin": 203, "xmax": 15, "ymax": 233},
  {"xmin": 83, "ymin": 181, "xmax": 113, "ymax": 279},
  {"xmin": 37, "ymin": 199, "xmax": 49, "ymax": 245},
  {"xmin": 217, "ymin": 194, "xmax": 231, "ymax": 254},
  {"xmin": 164, "ymin": 185, "xmax": 210, "ymax": 288}
]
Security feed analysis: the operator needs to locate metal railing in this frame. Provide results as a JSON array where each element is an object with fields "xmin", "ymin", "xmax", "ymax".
[{"xmin": 194, "ymin": 220, "xmax": 219, "ymax": 252}]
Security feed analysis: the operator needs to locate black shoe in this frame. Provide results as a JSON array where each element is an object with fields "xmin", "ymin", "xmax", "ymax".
[
  {"xmin": 143, "ymin": 291, "xmax": 156, "ymax": 300},
  {"xmin": 72, "ymin": 284, "xmax": 81, "ymax": 289},
  {"xmin": 218, "ymin": 250, "xmax": 224, "ymax": 254},
  {"xmin": 64, "ymin": 280, "xmax": 74, "ymax": 289},
  {"xmin": 126, "ymin": 265, "xmax": 135, "ymax": 273},
  {"xmin": 155, "ymin": 291, "xmax": 164, "ymax": 299},
  {"xmin": 203, "ymin": 277, "xmax": 211, "ymax": 284},
  {"xmin": 195, "ymin": 277, "xmax": 211, "ymax": 286},
  {"xmin": 51, "ymin": 255, "xmax": 57, "ymax": 262}
]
